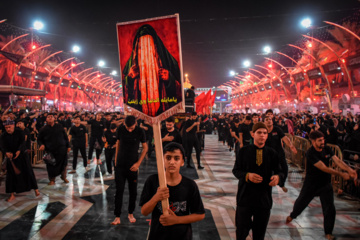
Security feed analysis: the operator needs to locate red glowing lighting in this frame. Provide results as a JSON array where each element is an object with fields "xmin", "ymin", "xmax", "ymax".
[
  {"xmin": 31, "ymin": 45, "xmax": 36, "ymax": 50},
  {"xmin": 341, "ymin": 59, "xmax": 346, "ymax": 63},
  {"xmin": 71, "ymin": 63, "xmax": 76, "ymax": 67},
  {"xmin": 304, "ymin": 69, "xmax": 307, "ymax": 73},
  {"xmin": 97, "ymin": 74, "xmax": 101, "ymax": 77},
  {"xmin": 268, "ymin": 64, "xmax": 273, "ymax": 68},
  {"xmin": 308, "ymin": 43, "xmax": 312, "ymax": 48}
]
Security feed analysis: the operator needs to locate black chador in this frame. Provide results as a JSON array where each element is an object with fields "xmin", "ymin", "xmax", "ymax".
[
  {"xmin": 38, "ymin": 123, "xmax": 69, "ymax": 180},
  {"xmin": 1, "ymin": 129, "xmax": 38, "ymax": 193}
]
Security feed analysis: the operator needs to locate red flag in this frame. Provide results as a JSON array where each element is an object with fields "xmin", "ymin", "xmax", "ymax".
[
  {"xmin": 195, "ymin": 92, "xmax": 205, "ymax": 105},
  {"xmin": 201, "ymin": 90, "xmax": 212, "ymax": 114},
  {"xmin": 211, "ymin": 91, "xmax": 217, "ymax": 106}
]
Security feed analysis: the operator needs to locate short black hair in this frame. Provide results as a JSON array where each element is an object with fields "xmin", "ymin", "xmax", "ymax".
[
  {"xmin": 110, "ymin": 123, "xmax": 117, "ymax": 130},
  {"xmin": 191, "ymin": 111, "xmax": 197, "ymax": 116},
  {"xmin": 245, "ymin": 115, "xmax": 252, "ymax": 121},
  {"xmin": 252, "ymin": 113, "xmax": 259, "ymax": 117},
  {"xmin": 165, "ymin": 116, "xmax": 175, "ymax": 123},
  {"xmin": 309, "ymin": 130, "xmax": 324, "ymax": 140},
  {"xmin": 265, "ymin": 109, "xmax": 273, "ymax": 114},
  {"xmin": 125, "ymin": 115, "xmax": 136, "ymax": 127},
  {"xmin": 191, "ymin": 86, "xmax": 195, "ymax": 90},
  {"xmin": 74, "ymin": 115, "xmax": 81, "ymax": 120},
  {"xmin": 163, "ymin": 142, "xmax": 185, "ymax": 160}
]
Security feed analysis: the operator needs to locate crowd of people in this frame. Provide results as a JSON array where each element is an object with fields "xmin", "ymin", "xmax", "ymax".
[{"xmin": 0, "ymin": 105, "xmax": 359, "ymax": 240}]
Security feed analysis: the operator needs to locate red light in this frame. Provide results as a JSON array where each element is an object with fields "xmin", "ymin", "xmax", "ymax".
[
  {"xmin": 71, "ymin": 63, "xmax": 76, "ymax": 67},
  {"xmin": 308, "ymin": 43, "xmax": 312, "ymax": 48},
  {"xmin": 268, "ymin": 64, "xmax": 273, "ymax": 68},
  {"xmin": 32, "ymin": 45, "xmax": 36, "ymax": 50},
  {"xmin": 341, "ymin": 59, "xmax": 345, "ymax": 63},
  {"xmin": 97, "ymin": 74, "xmax": 101, "ymax": 77},
  {"xmin": 304, "ymin": 69, "xmax": 307, "ymax": 73}
]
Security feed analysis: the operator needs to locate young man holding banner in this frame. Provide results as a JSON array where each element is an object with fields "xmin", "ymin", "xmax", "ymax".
[{"xmin": 140, "ymin": 142, "xmax": 205, "ymax": 240}]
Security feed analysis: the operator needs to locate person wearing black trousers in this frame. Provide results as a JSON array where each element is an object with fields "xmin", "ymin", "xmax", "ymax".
[
  {"xmin": 232, "ymin": 122, "xmax": 283, "ymax": 240},
  {"xmin": 264, "ymin": 115, "xmax": 297, "ymax": 193},
  {"xmin": 286, "ymin": 130, "xmax": 357, "ymax": 240},
  {"xmin": 184, "ymin": 112, "xmax": 204, "ymax": 169},
  {"xmin": 102, "ymin": 123, "xmax": 118, "ymax": 175},
  {"xmin": 111, "ymin": 115, "xmax": 148, "ymax": 225},
  {"xmin": 68, "ymin": 116, "xmax": 88, "ymax": 173},
  {"xmin": 84, "ymin": 113, "xmax": 105, "ymax": 165}
]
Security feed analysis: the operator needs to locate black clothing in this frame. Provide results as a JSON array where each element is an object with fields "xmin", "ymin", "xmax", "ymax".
[
  {"xmin": 114, "ymin": 168, "xmax": 138, "ymax": 216},
  {"xmin": 233, "ymin": 144, "xmax": 282, "ymax": 209},
  {"xmin": 289, "ymin": 146, "xmax": 336, "ymax": 235},
  {"xmin": 290, "ymin": 183, "xmax": 335, "ymax": 235},
  {"xmin": 233, "ymin": 144, "xmax": 282, "ymax": 240},
  {"xmin": 69, "ymin": 124, "xmax": 88, "ymax": 145},
  {"xmin": 37, "ymin": 123, "xmax": 69, "ymax": 178},
  {"xmin": 1, "ymin": 129, "xmax": 38, "ymax": 193},
  {"xmin": 72, "ymin": 144, "xmax": 87, "ymax": 170},
  {"xmin": 265, "ymin": 126, "xmax": 287, "ymax": 187},
  {"xmin": 240, "ymin": 123, "xmax": 252, "ymax": 146},
  {"xmin": 139, "ymin": 174, "xmax": 205, "ymax": 240},
  {"xmin": 116, "ymin": 125, "xmax": 146, "ymax": 168},
  {"xmin": 114, "ymin": 125, "xmax": 146, "ymax": 217},
  {"xmin": 87, "ymin": 119, "xmax": 106, "ymax": 138},
  {"xmin": 161, "ymin": 128, "xmax": 182, "ymax": 149},
  {"xmin": 104, "ymin": 130, "xmax": 117, "ymax": 174},
  {"xmin": 305, "ymin": 146, "xmax": 334, "ymax": 189},
  {"xmin": 236, "ymin": 206, "xmax": 271, "ymax": 240}
]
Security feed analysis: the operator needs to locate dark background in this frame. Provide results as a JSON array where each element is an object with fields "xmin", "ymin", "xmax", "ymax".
[{"xmin": 1, "ymin": 0, "xmax": 359, "ymax": 88}]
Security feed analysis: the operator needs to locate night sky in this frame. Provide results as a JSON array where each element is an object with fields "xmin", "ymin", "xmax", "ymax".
[{"xmin": 1, "ymin": 0, "xmax": 360, "ymax": 88}]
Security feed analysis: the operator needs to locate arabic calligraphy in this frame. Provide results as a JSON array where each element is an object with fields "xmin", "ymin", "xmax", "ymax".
[{"xmin": 127, "ymin": 97, "xmax": 178, "ymax": 105}]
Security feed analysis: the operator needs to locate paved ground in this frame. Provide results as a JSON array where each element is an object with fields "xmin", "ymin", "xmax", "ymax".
[{"xmin": 0, "ymin": 134, "xmax": 360, "ymax": 239}]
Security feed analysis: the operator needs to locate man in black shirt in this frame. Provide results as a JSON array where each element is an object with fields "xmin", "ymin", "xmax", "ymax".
[
  {"xmin": 184, "ymin": 112, "xmax": 203, "ymax": 169},
  {"xmin": 264, "ymin": 115, "xmax": 297, "ymax": 192},
  {"xmin": 85, "ymin": 113, "xmax": 105, "ymax": 165},
  {"xmin": 102, "ymin": 123, "xmax": 118, "ymax": 175},
  {"xmin": 239, "ymin": 116, "xmax": 252, "ymax": 148},
  {"xmin": 230, "ymin": 118, "xmax": 241, "ymax": 158},
  {"xmin": 232, "ymin": 122, "xmax": 283, "ymax": 240},
  {"xmin": 38, "ymin": 113, "xmax": 70, "ymax": 185},
  {"xmin": 111, "ymin": 115, "xmax": 148, "ymax": 225},
  {"xmin": 161, "ymin": 116, "xmax": 182, "ymax": 149},
  {"xmin": 69, "ymin": 116, "xmax": 88, "ymax": 174},
  {"xmin": 286, "ymin": 130, "xmax": 357, "ymax": 240},
  {"xmin": 140, "ymin": 142, "xmax": 205, "ymax": 240}
]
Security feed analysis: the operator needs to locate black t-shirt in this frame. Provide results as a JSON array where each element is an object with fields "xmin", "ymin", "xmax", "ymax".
[
  {"xmin": 116, "ymin": 125, "xmax": 146, "ymax": 167},
  {"xmin": 305, "ymin": 146, "xmax": 334, "ymax": 188},
  {"xmin": 139, "ymin": 174, "xmax": 205, "ymax": 240},
  {"xmin": 104, "ymin": 129, "xmax": 117, "ymax": 148},
  {"xmin": 265, "ymin": 126, "xmax": 285, "ymax": 155},
  {"xmin": 231, "ymin": 124, "xmax": 241, "ymax": 139},
  {"xmin": 185, "ymin": 119, "xmax": 197, "ymax": 136},
  {"xmin": 87, "ymin": 119, "xmax": 105, "ymax": 138},
  {"xmin": 69, "ymin": 124, "xmax": 88, "ymax": 145},
  {"xmin": 161, "ymin": 128, "xmax": 182, "ymax": 148},
  {"xmin": 240, "ymin": 123, "xmax": 252, "ymax": 144}
]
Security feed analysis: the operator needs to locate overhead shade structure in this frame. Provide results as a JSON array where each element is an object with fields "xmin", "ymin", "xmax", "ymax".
[
  {"xmin": 293, "ymin": 72, "xmax": 306, "ymax": 83},
  {"xmin": 259, "ymin": 85, "xmax": 266, "ymax": 91},
  {"xmin": 273, "ymin": 80, "xmax": 282, "ymax": 88},
  {"xmin": 60, "ymin": 79, "xmax": 70, "ymax": 87},
  {"xmin": 0, "ymin": 85, "xmax": 45, "ymax": 96},
  {"xmin": 35, "ymin": 71, "xmax": 48, "ymax": 82},
  {"xmin": 17, "ymin": 66, "xmax": 33, "ymax": 79},
  {"xmin": 282, "ymin": 75, "xmax": 292, "ymax": 85},
  {"xmin": 49, "ymin": 76, "xmax": 60, "ymax": 85},
  {"xmin": 70, "ymin": 82, "xmax": 79, "ymax": 89},
  {"xmin": 264, "ymin": 83, "xmax": 272, "ymax": 90},
  {"xmin": 323, "ymin": 61, "xmax": 342, "ymax": 75},
  {"xmin": 307, "ymin": 67, "xmax": 322, "ymax": 80},
  {"xmin": 346, "ymin": 54, "xmax": 360, "ymax": 70}
]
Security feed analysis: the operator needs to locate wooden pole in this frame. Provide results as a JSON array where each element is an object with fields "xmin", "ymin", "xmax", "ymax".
[{"xmin": 152, "ymin": 122, "xmax": 169, "ymax": 215}]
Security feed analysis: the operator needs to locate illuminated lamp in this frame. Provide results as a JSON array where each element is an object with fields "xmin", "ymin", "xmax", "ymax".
[{"xmin": 308, "ymin": 43, "xmax": 312, "ymax": 48}]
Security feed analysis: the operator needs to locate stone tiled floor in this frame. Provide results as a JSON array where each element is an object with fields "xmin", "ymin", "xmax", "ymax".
[
  {"xmin": 198, "ymin": 135, "xmax": 360, "ymax": 240},
  {"xmin": 0, "ymin": 134, "xmax": 360, "ymax": 239}
]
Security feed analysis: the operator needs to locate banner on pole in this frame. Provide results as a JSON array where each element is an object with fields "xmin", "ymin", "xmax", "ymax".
[{"xmin": 117, "ymin": 14, "xmax": 184, "ymax": 123}]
